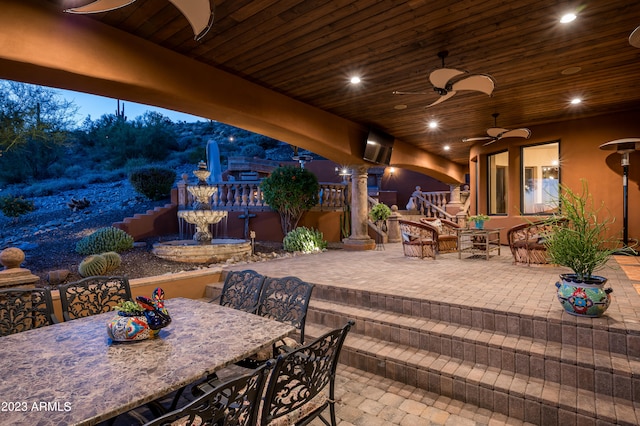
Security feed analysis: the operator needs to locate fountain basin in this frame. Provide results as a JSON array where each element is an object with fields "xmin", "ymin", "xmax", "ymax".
[{"xmin": 152, "ymin": 239, "xmax": 251, "ymax": 264}]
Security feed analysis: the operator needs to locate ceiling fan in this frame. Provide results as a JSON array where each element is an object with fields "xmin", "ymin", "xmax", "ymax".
[
  {"xmin": 393, "ymin": 50, "xmax": 496, "ymax": 108},
  {"xmin": 64, "ymin": 0, "xmax": 214, "ymax": 41},
  {"xmin": 462, "ymin": 113, "xmax": 531, "ymax": 146}
]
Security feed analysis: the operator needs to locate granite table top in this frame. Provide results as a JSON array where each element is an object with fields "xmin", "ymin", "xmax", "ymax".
[{"xmin": 0, "ymin": 297, "xmax": 295, "ymax": 426}]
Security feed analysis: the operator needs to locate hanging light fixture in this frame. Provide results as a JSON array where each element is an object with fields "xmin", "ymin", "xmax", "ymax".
[
  {"xmin": 65, "ymin": 0, "xmax": 214, "ymax": 41},
  {"xmin": 599, "ymin": 138, "xmax": 640, "ymax": 247}
]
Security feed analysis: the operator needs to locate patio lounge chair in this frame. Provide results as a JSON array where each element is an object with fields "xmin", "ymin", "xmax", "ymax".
[{"xmin": 399, "ymin": 219, "xmax": 438, "ymax": 259}]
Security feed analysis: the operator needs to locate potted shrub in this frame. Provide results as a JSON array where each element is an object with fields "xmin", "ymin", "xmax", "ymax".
[
  {"xmin": 369, "ymin": 202, "xmax": 392, "ymax": 230},
  {"xmin": 468, "ymin": 213, "xmax": 490, "ymax": 229},
  {"xmin": 544, "ymin": 181, "xmax": 625, "ymax": 317}
]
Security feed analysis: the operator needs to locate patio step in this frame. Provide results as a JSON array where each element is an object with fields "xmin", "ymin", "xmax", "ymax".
[
  {"xmin": 303, "ymin": 284, "xmax": 640, "ymax": 425},
  {"xmin": 305, "ymin": 321, "xmax": 640, "ymax": 425}
]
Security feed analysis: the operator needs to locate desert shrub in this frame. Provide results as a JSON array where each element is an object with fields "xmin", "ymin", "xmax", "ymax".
[
  {"xmin": 78, "ymin": 254, "xmax": 107, "ymax": 277},
  {"xmin": 0, "ymin": 194, "xmax": 35, "ymax": 218},
  {"xmin": 75, "ymin": 226, "xmax": 134, "ymax": 255},
  {"xmin": 283, "ymin": 226, "xmax": 327, "ymax": 253},
  {"xmin": 128, "ymin": 167, "xmax": 176, "ymax": 201}
]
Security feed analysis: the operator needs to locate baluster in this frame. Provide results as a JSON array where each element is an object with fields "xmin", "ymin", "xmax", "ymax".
[
  {"xmin": 241, "ymin": 184, "xmax": 248, "ymax": 207},
  {"xmin": 211, "ymin": 183, "xmax": 220, "ymax": 208},
  {"xmin": 233, "ymin": 184, "xmax": 241, "ymax": 207},
  {"xmin": 225, "ymin": 184, "xmax": 234, "ymax": 207},
  {"xmin": 256, "ymin": 185, "xmax": 263, "ymax": 207}
]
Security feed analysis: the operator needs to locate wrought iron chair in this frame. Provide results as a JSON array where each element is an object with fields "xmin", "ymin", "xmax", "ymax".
[
  {"xmin": 59, "ymin": 275, "xmax": 132, "ymax": 321},
  {"xmin": 260, "ymin": 320, "xmax": 354, "ymax": 426},
  {"xmin": 143, "ymin": 362, "xmax": 271, "ymax": 426},
  {"xmin": 236, "ymin": 276, "xmax": 315, "ymax": 369},
  {"xmin": 0, "ymin": 287, "xmax": 58, "ymax": 336},
  {"xmin": 216, "ymin": 269, "xmax": 266, "ymax": 314}
]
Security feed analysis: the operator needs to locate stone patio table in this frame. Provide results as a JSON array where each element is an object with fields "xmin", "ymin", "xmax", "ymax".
[{"xmin": 0, "ymin": 297, "xmax": 294, "ymax": 426}]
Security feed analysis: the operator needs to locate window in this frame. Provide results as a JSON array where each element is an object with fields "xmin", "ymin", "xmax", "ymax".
[
  {"xmin": 488, "ymin": 151, "xmax": 508, "ymax": 215},
  {"xmin": 521, "ymin": 141, "xmax": 559, "ymax": 214}
]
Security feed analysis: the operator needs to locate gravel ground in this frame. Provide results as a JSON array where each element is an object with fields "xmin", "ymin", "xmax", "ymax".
[{"xmin": 0, "ymin": 178, "xmax": 286, "ymax": 288}]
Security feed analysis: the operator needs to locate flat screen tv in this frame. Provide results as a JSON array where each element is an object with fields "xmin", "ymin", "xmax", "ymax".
[{"xmin": 363, "ymin": 127, "xmax": 394, "ymax": 165}]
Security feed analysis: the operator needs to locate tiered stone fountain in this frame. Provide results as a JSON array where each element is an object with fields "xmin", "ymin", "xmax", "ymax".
[{"xmin": 152, "ymin": 163, "xmax": 252, "ymax": 263}]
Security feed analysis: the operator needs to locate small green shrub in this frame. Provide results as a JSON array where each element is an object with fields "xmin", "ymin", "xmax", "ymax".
[
  {"xmin": 283, "ymin": 226, "xmax": 327, "ymax": 253},
  {"xmin": 75, "ymin": 226, "xmax": 134, "ymax": 255},
  {"xmin": 369, "ymin": 203, "xmax": 392, "ymax": 222},
  {"xmin": 0, "ymin": 194, "xmax": 35, "ymax": 218},
  {"xmin": 78, "ymin": 254, "xmax": 107, "ymax": 277},
  {"xmin": 129, "ymin": 167, "xmax": 176, "ymax": 201}
]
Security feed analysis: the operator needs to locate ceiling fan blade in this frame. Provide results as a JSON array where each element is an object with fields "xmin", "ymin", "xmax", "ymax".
[
  {"xmin": 451, "ymin": 74, "xmax": 496, "ymax": 95},
  {"xmin": 392, "ymin": 91, "xmax": 431, "ymax": 95},
  {"xmin": 482, "ymin": 138, "xmax": 500, "ymax": 146},
  {"xmin": 425, "ymin": 91, "xmax": 456, "ymax": 108},
  {"xmin": 169, "ymin": 0, "xmax": 214, "ymax": 40},
  {"xmin": 65, "ymin": 0, "xmax": 136, "ymax": 13},
  {"xmin": 462, "ymin": 136, "xmax": 492, "ymax": 143},
  {"xmin": 486, "ymin": 127, "xmax": 510, "ymax": 138},
  {"xmin": 429, "ymin": 68, "xmax": 465, "ymax": 89},
  {"xmin": 500, "ymin": 128, "xmax": 532, "ymax": 139}
]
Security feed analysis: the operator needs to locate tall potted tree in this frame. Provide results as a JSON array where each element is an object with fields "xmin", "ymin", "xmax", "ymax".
[{"xmin": 545, "ymin": 181, "xmax": 624, "ymax": 317}]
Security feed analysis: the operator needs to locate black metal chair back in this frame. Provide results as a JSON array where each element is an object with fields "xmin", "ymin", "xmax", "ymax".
[
  {"xmin": 260, "ymin": 320, "xmax": 354, "ymax": 426},
  {"xmin": 59, "ymin": 276, "xmax": 132, "ymax": 321},
  {"xmin": 257, "ymin": 276, "xmax": 314, "ymax": 345},
  {"xmin": 0, "ymin": 287, "xmax": 58, "ymax": 336},
  {"xmin": 219, "ymin": 269, "xmax": 265, "ymax": 313},
  {"xmin": 143, "ymin": 362, "xmax": 271, "ymax": 426}
]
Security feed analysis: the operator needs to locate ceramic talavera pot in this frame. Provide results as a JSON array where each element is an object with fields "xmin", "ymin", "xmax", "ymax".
[
  {"xmin": 107, "ymin": 311, "xmax": 160, "ymax": 341},
  {"xmin": 555, "ymin": 273, "xmax": 612, "ymax": 317},
  {"xmin": 107, "ymin": 287, "xmax": 171, "ymax": 342}
]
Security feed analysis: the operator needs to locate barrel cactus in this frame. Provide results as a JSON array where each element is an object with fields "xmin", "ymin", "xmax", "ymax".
[
  {"xmin": 75, "ymin": 227, "xmax": 134, "ymax": 255},
  {"xmin": 78, "ymin": 254, "xmax": 108, "ymax": 277},
  {"xmin": 101, "ymin": 251, "xmax": 122, "ymax": 272}
]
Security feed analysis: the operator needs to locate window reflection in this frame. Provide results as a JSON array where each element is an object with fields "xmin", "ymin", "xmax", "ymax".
[{"xmin": 522, "ymin": 142, "xmax": 559, "ymax": 214}]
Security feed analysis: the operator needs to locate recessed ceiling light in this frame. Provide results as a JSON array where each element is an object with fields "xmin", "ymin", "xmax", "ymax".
[
  {"xmin": 561, "ymin": 66, "xmax": 582, "ymax": 75},
  {"xmin": 428, "ymin": 120, "xmax": 438, "ymax": 129},
  {"xmin": 394, "ymin": 104, "xmax": 407, "ymax": 110},
  {"xmin": 560, "ymin": 13, "xmax": 576, "ymax": 23},
  {"xmin": 349, "ymin": 76, "xmax": 361, "ymax": 84},
  {"xmin": 570, "ymin": 97, "xmax": 582, "ymax": 105},
  {"xmin": 443, "ymin": 145, "xmax": 450, "ymax": 151}
]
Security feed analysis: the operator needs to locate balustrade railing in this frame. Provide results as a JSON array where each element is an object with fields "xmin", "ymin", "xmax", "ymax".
[{"xmin": 177, "ymin": 181, "xmax": 349, "ymax": 211}]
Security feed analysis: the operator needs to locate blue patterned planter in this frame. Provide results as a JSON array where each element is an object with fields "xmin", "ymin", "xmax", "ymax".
[{"xmin": 555, "ymin": 273, "xmax": 612, "ymax": 317}]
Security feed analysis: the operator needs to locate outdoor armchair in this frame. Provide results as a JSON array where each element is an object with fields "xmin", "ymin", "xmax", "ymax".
[
  {"xmin": 59, "ymin": 275, "xmax": 132, "ymax": 321},
  {"xmin": 0, "ymin": 287, "xmax": 58, "ymax": 336},
  {"xmin": 143, "ymin": 362, "xmax": 271, "ymax": 426},
  {"xmin": 420, "ymin": 217, "xmax": 461, "ymax": 253},
  {"xmin": 260, "ymin": 320, "xmax": 354, "ymax": 426},
  {"xmin": 216, "ymin": 269, "xmax": 266, "ymax": 313},
  {"xmin": 507, "ymin": 219, "xmax": 567, "ymax": 265},
  {"xmin": 399, "ymin": 219, "xmax": 438, "ymax": 259}
]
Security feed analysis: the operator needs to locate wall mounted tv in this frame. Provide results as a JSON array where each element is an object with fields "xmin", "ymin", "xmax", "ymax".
[{"xmin": 363, "ymin": 127, "xmax": 394, "ymax": 165}]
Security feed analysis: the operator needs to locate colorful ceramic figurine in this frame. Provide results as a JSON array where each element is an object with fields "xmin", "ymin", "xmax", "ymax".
[{"xmin": 107, "ymin": 287, "xmax": 172, "ymax": 341}]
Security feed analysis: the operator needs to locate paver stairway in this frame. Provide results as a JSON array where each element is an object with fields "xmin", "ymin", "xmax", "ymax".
[{"xmin": 300, "ymin": 282, "xmax": 640, "ymax": 426}]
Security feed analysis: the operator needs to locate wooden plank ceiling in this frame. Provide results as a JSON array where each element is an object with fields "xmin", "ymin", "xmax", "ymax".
[{"xmin": 52, "ymin": 0, "xmax": 640, "ymax": 165}]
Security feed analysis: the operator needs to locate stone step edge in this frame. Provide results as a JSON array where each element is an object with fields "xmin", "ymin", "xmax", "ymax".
[
  {"xmin": 305, "ymin": 323, "xmax": 639, "ymax": 426},
  {"xmin": 309, "ymin": 283, "xmax": 634, "ymax": 356},
  {"xmin": 308, "ymin": 299, "xmax": 640, "ymax": 379}
]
